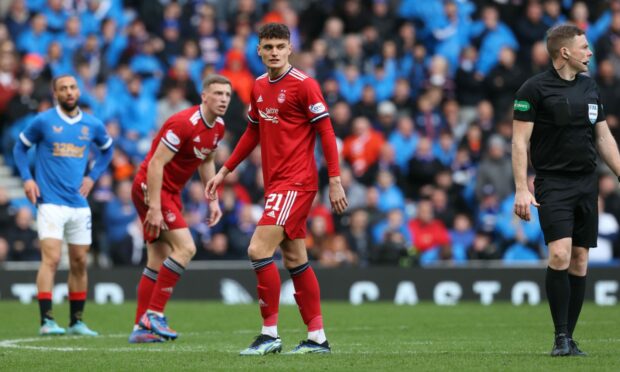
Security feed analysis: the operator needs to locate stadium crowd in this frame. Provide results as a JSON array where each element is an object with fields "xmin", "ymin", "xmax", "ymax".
[{"xmin": 1, "ymin": 0, "xmax": 620, "ymax": 267}]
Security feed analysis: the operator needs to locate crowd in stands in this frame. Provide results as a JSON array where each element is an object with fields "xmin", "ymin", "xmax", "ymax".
[{"xmin": 1, "ymin": 0, "xmax": 620, "ymax": 267}]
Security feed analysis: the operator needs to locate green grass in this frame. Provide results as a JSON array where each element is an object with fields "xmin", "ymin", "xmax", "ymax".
[{"xmin": 0, "ymin": 301, "xmax": 618, "ymax": 371}]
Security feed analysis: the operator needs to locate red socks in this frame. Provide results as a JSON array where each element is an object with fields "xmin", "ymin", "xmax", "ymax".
[
  {"xmin": 135, "ymin": 267, "xmax": 158, "ymax": 324},
  {"xmin": 148, "ymin": 258, "xmax": 185, "ymax": 313},
  {"xmin": 290, "ymin": 263, "xmax": 323, "ymax": 331},
  {"xmin": 252, "ymin": 258, "xmax": 281, "ymax": 326}
]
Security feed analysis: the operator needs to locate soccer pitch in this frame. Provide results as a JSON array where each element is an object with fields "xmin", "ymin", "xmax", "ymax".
[{"xmin": 0, "ymin": 302, "xmax": 618, "ymax": 371}]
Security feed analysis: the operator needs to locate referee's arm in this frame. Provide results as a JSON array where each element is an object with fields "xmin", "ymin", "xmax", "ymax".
[
  {"xmin": 512, "ymin": 119, "xmax": 539, "ymax": 221},
  {"xmin": 595, "ymin": 120, "xmax": 620, "ymax": 178}
]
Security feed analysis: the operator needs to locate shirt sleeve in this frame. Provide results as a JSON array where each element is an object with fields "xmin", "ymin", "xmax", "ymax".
[
  {"xmin": 513, "ymin": 79, "xmax": 538, "ymax": 122},
  {"xmin": 596, "ymin": 83, "xmax": 606, "ymax": 123},
  {"xmin": 19, "ymin": 115, "xmax": 44, "ymax": 147},
  {"xmin": 299, "ymin": 78, "xmax": 330, "ymax": 124},
  {"xmin": 159, "ymin": 117, "xmax": 187, "ymax": 153},
  {"xmin": 93, "ymin": 119, "xmax": 113, "ymax": 150},
  {"xmin": 247, "ymin": 88, "xmax": 259, "ymax": 125}
]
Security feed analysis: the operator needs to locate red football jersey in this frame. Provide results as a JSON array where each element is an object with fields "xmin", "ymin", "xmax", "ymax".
[
  {"xmin": 248, "ymin": 67, "xmax": 330, "ymax": 193},
  {"xmin": 137, "ymin": 105, "xmax": 225, "ymax": 193}
]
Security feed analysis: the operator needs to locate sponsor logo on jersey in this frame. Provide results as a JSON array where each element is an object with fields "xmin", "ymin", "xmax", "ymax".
[
  {"xmin": 513, "ymin": 100, "xmax": 530, "ymax": 112},
  {"xmin": 53, "ymin": 126, "xmax": 63, "ymax": 133},
  {"xmin": 52, "ymin": 143, "xmax": 86, "ymax": 158},
  {"xmin": 267, "ymin": 210, "xmax": 276, "ymax": 218},
  {"xmin": 194, "ymin": 135, "xmax": 201, "ymax": 143},
  {"xmin": 165, "ymin": 130, "xmax": 181, "ymax": 145},
  {"xmin": 193, "ymin": 146, "xmax": 212, "ymax": 160},
  {"xmin": 257, "ymin": 95, "xmax": 263, "ymax": 102},
  {"xmin": 259, "ymin": 108, "xmax": 279, "ymax": 124},
  {"xmin": 277, "ymin": 89, "xmax": 286, "ymax": 103},
  {"xmin": 309, "ymin": 102, "xmax": 326, "ymax": 114},
  {"xmin": 588, "ymin": 104, "xmax": 598, "ymax": 124}
]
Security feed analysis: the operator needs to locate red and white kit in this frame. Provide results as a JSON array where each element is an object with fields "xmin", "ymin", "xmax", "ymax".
[
  {"xmin": 225, "ymin": 67, "xmax": 339, "ymax": 239},
  {"xmin": 132, "ymin": 105, "xmax": 225, "ymax": 240}
]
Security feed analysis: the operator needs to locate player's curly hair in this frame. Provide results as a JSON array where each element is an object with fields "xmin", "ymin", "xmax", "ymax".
[
  {"xmin": 258, "ymin": 23, "xmax": 290, "ymax": 41},
  {"xmin": 546, "ymin": 24, "xmax": 585, "ymax": 59}
]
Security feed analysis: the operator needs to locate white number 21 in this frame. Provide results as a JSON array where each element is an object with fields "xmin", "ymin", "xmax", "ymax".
[{"xmin": 264, "ymin": 193, "xmax": 283, "ymax": 211}]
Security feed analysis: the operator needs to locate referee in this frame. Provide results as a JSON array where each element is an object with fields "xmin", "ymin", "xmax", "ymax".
[{"xmin": 512, "ymin": 24, "xmax": 620, "ymax": 357}]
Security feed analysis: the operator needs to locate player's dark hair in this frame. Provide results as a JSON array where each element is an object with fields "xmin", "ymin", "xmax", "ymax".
[
  {"xmin": 258, "ymin": 23, "xmax": 290, "ymax": 41},
  {"xmin": 546, "ymin": 24, "xmax": 585, "ymax": 59},
  {"xmin": 201, "ymin": 74, "xmax": 231, "ymax": 91},
  {"xmin": 51, "ymin": 74, "xmax": 76, "ymax": 91}
]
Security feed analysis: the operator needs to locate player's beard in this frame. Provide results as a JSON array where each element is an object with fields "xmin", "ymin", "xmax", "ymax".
[{"xmin": 59, "ymin": 100, "xmax": 78, "ymax": 112}]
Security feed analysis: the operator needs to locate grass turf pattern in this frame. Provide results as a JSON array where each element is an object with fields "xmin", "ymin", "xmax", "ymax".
[{"xmin": 0, "ymin": 302, "xmax": 618, "ymax": 371}]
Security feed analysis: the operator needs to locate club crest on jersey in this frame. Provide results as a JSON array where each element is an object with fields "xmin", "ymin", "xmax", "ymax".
[
  {"xmin": 277, "ymin": 89, "xmax": 286, "ymax": 104},
  {"xmin": 259, "ymin": 108, "xmax": 279, "ymax": 124},
  {"xmin": 78, "ymin": 125, "xmax": 90, "ymax": 140},
  {"xmin": 588, "ymin": 104, "xmax": 598, "ymax": 124},
  {"xmin": 53, "ymin": 126, "xmax": 63, "ymax": 133},
  {"xmin": 193, "ymin": 146, "xmax": 212, "ymax": 160}
]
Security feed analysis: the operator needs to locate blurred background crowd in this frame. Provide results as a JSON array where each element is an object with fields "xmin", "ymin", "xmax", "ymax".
[{"xmin": 1, "ymin": 0, "xmax": 620, "ymax": 268}]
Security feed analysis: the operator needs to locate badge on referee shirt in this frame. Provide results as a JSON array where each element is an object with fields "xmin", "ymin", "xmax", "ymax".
[{"xmin": 588, "ymin": 104, "xmax": 598, "ymax": 124}]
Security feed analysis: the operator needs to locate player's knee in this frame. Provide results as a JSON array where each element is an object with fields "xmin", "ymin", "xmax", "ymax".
[
  {"xmin": 247, "ymin": 243, "xmax": 267, "ymax": 260},
  {"xmin": 70, "ymin": 255, "xmax": 88, "ymax": 273},
  {"xmin": 549, "ymin": 250, "xmax": 570, "ymax": 266},
  {"xmin": 41, "ymin": 255, "xmax": 61, "ymax": 271},
  {"xmin": 571, "ymin": 250, "xmax": 588, "ymax": 268}
]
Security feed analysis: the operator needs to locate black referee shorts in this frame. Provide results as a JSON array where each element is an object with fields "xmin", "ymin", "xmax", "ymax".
[{"xmin": 534, "ymin": 172, "xmax": 598, "ymax": 247}]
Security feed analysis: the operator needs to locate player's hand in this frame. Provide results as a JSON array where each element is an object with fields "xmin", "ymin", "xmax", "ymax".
[
  {"xmin": 514, "ymin": 189, "xmax": 540, "ymax": 221},
  {"xmin": 328, "ymin": 177, "xmax": 349, "ymax": 215},
  {"xmin": 79, "ymin": 176, "xmax": 95, "ymax": 197},
  {"xmin": 207, "ymin": 199, "xmax": 222, "ymax": 227},
  {"xmin": 144, "ymin": 207, "xmax": 168, "ymax": 240},
  {"xmin": 205, "ymin": 172, "xmax": 225, "ymax": 200},
  {"xmin": 23, "ymin": 179, "xmax": 40, "ymax": 204}
]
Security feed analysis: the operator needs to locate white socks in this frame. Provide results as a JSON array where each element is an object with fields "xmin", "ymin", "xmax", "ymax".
[
  {"xmin": 261, "ymin": 325, "xmax": 278, "ymax": 338},
  {"xmin": 308, "ymin": 328, "xmax": 326, "ymax": 344}
]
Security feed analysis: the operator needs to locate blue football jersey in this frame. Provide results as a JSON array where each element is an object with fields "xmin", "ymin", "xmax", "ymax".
[{"xmin": 19, "ymin": 106, "xmax": 113, "ymax": 207}]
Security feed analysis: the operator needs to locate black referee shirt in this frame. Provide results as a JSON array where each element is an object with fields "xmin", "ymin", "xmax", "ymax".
[{"xmin": 513, "ymin": 68, "xmax": 605, "ymax": 176}]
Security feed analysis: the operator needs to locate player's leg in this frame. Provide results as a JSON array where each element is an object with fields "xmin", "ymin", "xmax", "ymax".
[
  {"xmin": 65, "ymin": 207, "xmax": 98, "ymax": 336},
  {"xmin": 65, "ymin": 243, "xmax": 97, "ymax": 336},
  {"xmin": 281, "ymin": 238, "xmax": 330, "ymax": 354},
  {"xmin": 36, "ymin": 238, "xmax": 65, "ymax": 335},
  {"xmin": 239, "ymin": 225, "xmax": 284, "ymax": 356},
  {"xmin": 139, "ymin": 228, "xmax": 195, "ymax": 340},
  {"xmin": 129, "ymin": 239, "xmax": 170, "ymax": 342},
  {"xmin": 35, "ymin": 204, "xmax": 66, "ymax": 335},
  {"xmin": 546, "ymin": 237, "xmax": 572, "ymax": 356}
]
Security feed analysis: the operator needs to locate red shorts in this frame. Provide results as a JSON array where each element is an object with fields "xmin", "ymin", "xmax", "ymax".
[
  {"xmin": 258, "ymin": 190, "xmax": 316, "ymax": 240},
  {"xmin": 131, "ymin": 175, "xmax": 187, "ymax": 242}
]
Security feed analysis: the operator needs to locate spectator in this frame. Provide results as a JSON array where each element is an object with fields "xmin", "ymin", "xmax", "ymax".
[
  {"xmin": 319, "ymin": 233, "xmax": 357, "ymax": 268},
  {"xmin": 515, "ymin": 1, "xmax": 548, "ymax": 66},
  {"xmin": 342, "ymin": 116, "xmax": 385, "ymax": 183},
  {"xmin": 388, "ymin": 115, "xmax": 419, "ymax": 173},
  {"xmin": 475, "ymin": 134, "xmax": 513, "ymax": 203},
  {"xmin": 484, "ymin": 47, "xmax": 526, "ymax": 121},
  {"xmin": 344, "ymin": 208, "xmax": 373, "ymax": 266},
  {"xmin": 408, "ymin": 199, "xmax": 451, "ymax": 256},
  {"xmin": 227, "ymin": 204, "xmax": 257, "ymax": 259},
  {"xmin": 17, "ymin": 13, "xmax": 53, "ymax": 55},
  {"xmin": 104, "ymin": 180, "xmax": 138, "ymax": 266},
  {"xmin": 407, "ymin": 136, "xmax": 444, "ymax": 198},
  {"xmin": 5, "ymin": 207, "xmax": 39, "ymax": 261},
  {"xmin": 156, "ymin": 85, "xmax": 191, "ymax": 129}
]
